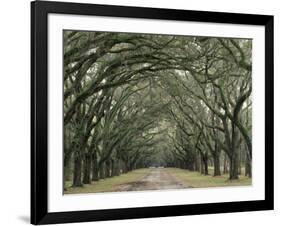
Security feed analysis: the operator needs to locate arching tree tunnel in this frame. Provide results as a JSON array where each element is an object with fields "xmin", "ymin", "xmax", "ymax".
[{"xmin": 63, "ymin": 30, "xmax": 252, "ymax": 192}]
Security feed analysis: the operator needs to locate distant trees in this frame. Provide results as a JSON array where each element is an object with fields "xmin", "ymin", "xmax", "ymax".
[{"xmin": 63, "ymin": 31, "xmax": 252, "ymax": 190}]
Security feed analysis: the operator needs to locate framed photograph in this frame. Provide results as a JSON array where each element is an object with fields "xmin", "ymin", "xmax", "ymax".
[{"xmin": 31, "ymin": 0, "xmax": 274, "ymax": 224}]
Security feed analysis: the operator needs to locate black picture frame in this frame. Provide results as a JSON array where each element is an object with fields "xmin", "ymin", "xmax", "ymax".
[{"xmin": 31, "ymin": 0, "xmax": 274, "ymax": 224}]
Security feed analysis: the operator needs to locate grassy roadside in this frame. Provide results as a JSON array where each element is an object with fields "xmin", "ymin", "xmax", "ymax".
[
  {"xmin": 64, "ymin": 167, "xmax": 252, "ymax": 194},
  {"xmin": 64, "ymin": 168, "xmax": 152, "ymax": 194},
  {"xmin": 166, "ymin": 168, "xmax": 252, "ymax": 188}
]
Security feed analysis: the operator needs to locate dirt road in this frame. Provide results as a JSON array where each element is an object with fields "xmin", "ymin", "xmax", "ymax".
[{"xmin": 117, "ymin": 168, "xmax": 190, "ymax": 191}]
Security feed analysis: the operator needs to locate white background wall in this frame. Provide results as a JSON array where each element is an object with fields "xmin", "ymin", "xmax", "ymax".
[{"xmin": 0, "ymin": 0, "xmax": 279, "ymax": 225}]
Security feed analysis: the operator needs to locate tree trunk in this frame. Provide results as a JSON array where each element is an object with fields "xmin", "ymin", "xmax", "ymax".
[
  {"xmin": 105, "ymin": 160, "xmax": 111, "ymax": 178},
  {"xmin": 245, "ymin": 154, "xmax": 252, "ymax": 178},
  {"xmin": 92, "ymin": 151, "xmax": 99, "ymax": 181},
  {"xmin": 223, "ymin": 152, "xmax": 229, "ymax": 174},
  {"xmin": 122, "ymin": 161, "xmax": 128, "ymax": 174},
  {"xmin": 237, "ymin": 142, "xmax": 242, "ymax": 175},
  {"xmin": 213, "ymin": 152, "xmax": 221, "ymax": 176},
  {"xmin": 194, "ymin": 153, "xmax": 200, "ymax": 171},
  {"xmin": 99, "ymin": 162, "xmax": 105, "ymax": 179},
  {"xmin": 111, "ymin": 159, "xmax": 115, "ymax": 177},
  {"xmin": 64, "ymin": 153, "xmax": 72, "ymax": 180},
  {"xmin": 113, "ymin": 159, "xmax": 121, "ymax": 176},
  {"xmin": 229, "ymin": 124, "xmax": 239, "ymax": 180},
  {"xmin": 247, "ymin": 161, "xmax": 252, "ymax": 178},
  {"xmin": 83, "ymin": 153, "xmax": 91, "ymax": 184},
  {"xmin": 200, "ymin": 156, "xmax": 204, "ymax": 174},
  {"xmin": 203, "ymin": 156, "xmax": 209, "ymax": 175},
  {"xmin": 72, "ymin": 152, "xmax": 83, "ymax": 187},
  {"xmin": 229, "ymin": 153, "xmax": 239, "ymax": 180},
  {"xmin": 63, "ymin": 152, "xmax": 72, "ymax": 190}
]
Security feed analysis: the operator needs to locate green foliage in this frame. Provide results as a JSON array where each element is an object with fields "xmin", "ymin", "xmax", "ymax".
[{"xmin": 63, "ymin": 30, "xmax": 252, "ymax": 190}]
